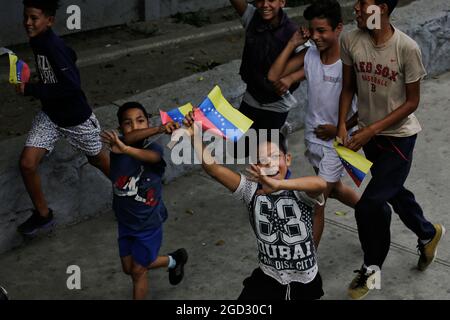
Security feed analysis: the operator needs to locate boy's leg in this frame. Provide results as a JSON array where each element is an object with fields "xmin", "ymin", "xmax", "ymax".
[
  {"xmin": 386, "ymin": 136, "xmax": 435, "ymax": 239},
  {"xmin": 62, "ymin": 113, "xmax": 108, "ymax": 175},
  {"xmin": 18, "ymin": 111, "xmax": 60, "ymax": 235},
  {"xmin": 87, "ymin": 148, "xmax": 110, "ymax": 177},
  {"xmin": 19, "ymin": 147, "xmax": 50, "ymax": 216},
  {"xmin": 130, "ymin": 261, "xmax": 149, "ymax": 300},
  {"xmin": 330, "ymin": 181, "xmax": 360, "ymax": 208},
  {"xmin": 313, "ymin": 183, "xmax": 334, "ymax": 249},
  {"xmin": 120, "ymin": 256, "xmax": 133, "ymax": 275},
  {"xmin": 385, "ymin": 136, "xmax": 441, "ymax": 270},
  {"xmin": 148, "ymin": 256, "xmax": 169, "ymax": 269}
]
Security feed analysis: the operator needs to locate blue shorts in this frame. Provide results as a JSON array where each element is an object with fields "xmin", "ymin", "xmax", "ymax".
[{"xmin": 118, "ymin": 224, "xmax": 163, "ymax": 267}]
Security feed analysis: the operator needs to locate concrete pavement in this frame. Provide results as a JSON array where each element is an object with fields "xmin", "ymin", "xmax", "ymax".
[{"xmin": 0, "ymin": 72, "xmax": 448, "ymax": 300}]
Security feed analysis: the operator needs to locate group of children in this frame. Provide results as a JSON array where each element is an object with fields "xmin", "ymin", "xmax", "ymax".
[{"xmin": 12, "ymin": 0, "xmax": 445, "ymax": 300}]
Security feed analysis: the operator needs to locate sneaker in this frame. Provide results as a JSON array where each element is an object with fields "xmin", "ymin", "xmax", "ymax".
[
  {"xmin": 348, "ymin": 266, "xmax": 379, "ymax": 300},
  {"xmin": 17, "ymin": 209, "xmax": 55, "ymax": 236},
  {"xmin": 0, "ymin": 285, "xmax": 8, "ymax": 300},
  {"xmin": 417, "ymin": 224, "xmax": 446, "ymax": 271},
  {"xmin": 168, "ymin": 248, "xmax": 188, "ymax": 285}
]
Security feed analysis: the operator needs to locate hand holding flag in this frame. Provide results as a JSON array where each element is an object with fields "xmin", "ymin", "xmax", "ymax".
[
  {"xmin": 160, "ymin": 86, "xmax": 253, "ymax": 143},
  {"xmin": 9, "ymin": 53, "xmax": 30, "ymax": 85},
  {"xmin": 333, "ymin": 140, "xmax": 373, "ymax": 187}
]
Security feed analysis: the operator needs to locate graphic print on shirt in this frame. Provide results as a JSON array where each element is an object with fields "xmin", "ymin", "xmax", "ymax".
[
  {"xmin": 353, "ymin": 60, "xmax": 399, "ymax": 93},
  {"xmin": 37, "ymin": 55, "xmax": 57, "ymax": 84},
  {"xmin": 113, "ymin": 166, "xmax": 159, "ymax": 207},
  {"xmin": 253, "ymin": 194, "xmax": 315, "ymax": 272}
]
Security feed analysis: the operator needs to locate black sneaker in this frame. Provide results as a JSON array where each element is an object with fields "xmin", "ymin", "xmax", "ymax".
[
  {"xmin": 168, "ymin": 248, "xmax": 188, "ymax": 285},
  {"xmin": 0, "ymin": 285, "xmax": 8, "ymax": 300},
  {"xmin": 17, "ymin": 209, "xmax": 55, "ymax": 236}
]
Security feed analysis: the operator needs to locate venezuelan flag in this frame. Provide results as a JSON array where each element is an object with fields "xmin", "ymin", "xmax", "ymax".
[
  {"xmin": 333, "ymin": 141, "xmax": 373, "ymax": 187},
  {"xmin": 9, "ymin": 53, "xmax": 30, "ymax": 84},
  {"xmin": 160, "ymin": 86, "xmax": 253, "ymax": 142}
]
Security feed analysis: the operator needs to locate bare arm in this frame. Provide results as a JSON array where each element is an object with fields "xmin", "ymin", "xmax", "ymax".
[
  {"xmin": 346, "ymin": 81, "xmax": 421, "ymax": 151},
  {"xmin": 186, "ymin": 112, "xmax": 241, "ymax": 192},
  {"xmin": 229, "ymin": 0, "xmax": 248, "ymax": 17},
  {"xmin": 337, "ymin": 64, "xmax": 357, "ymax": 143},
  {"xmin": 101, "ymin": 130, "xmax": 161, "ymax": 164},
  {"xmin": 123, "ymin": 122, "xmax": 179, "ymax": 145},
  {"xmin": 246, "ymin": 165, "xmax": 326, "ymax": 198},
  {"xmin": 268, "ymin": 28, "xmax": 309, "ymax": 82}
]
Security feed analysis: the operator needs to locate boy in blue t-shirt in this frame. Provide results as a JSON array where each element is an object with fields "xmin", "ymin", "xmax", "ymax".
[{"xmin": 101, "ymin": 102, "xmax": 187, "ymax": 300}]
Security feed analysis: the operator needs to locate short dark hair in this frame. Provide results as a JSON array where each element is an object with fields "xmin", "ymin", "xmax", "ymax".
[
  {"xmin": 117, "ymin": 102, "xmax": 149, "ymax": 124},
  {"xmin": 23, "ymin": 0, "xmax": 60, "ymax": 16},
  {"xmin": 375, "ymin": 0, "xmax": 398, "ymax": 15},
  {"xmin": 303, "ymin": 0, "xmax": 342, "ymax": 30},
  {"xmin": 260, "ymin": 132, "xmax": 288, "ymax": 155}
]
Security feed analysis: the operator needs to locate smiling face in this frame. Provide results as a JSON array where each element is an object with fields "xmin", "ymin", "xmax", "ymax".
[
  {"xmin": 254, "ymin": 0, "xmax": 286, "ymax": 22},
  {"xmin": 23, "ymin": 7, "xmax": 54, "ymax": 38},
  {"xmin": 257, "ymin": 141, "xmax": 292, "ymax": 180},
  {"xmin": 309, "ymin": 17, "xmax": 342, "ymax": 53},
  {"xmin": 119, "ymin": 108, "xmax": 149, "ymax": 134}
]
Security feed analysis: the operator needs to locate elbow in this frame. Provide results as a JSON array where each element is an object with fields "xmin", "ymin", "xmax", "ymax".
[
  {"xmin": 317, "ymin": 178, "xmax": 327, "ymax": 193},
  {"xmin": 267, "ymin": 72, "xmax": 278, "ymax": 83}
]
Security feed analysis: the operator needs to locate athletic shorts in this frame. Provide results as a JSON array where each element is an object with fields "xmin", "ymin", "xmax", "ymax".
[
  {"xmin": 305, "ymin": 141, "xmax": 344, "ymax": 183},
  {"xmin": 118, "ymin": 224, "xmax": 163, "ymax": 267},
  {"xmin": 25, "ymin": 111, "xmax": 102, "ymax": 156}
]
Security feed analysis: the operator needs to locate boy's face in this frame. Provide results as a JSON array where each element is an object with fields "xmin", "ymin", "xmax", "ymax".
[
  {"xmin": 23, "ymin": 7, "xmax": 55, "ymax": 38},
  {"xmin": 255, "ymin": 0, "xmax": 286, "ymax": 22},
  {"xmin": 257, "ymin": 142, "xmax": 291, "ymax": 181},
  {"xmin": 309, "ymin": 18, "xmax": 342, "ymax": 52},
  {"xmin": 120, "ymin": 108, "xmax": 149, "ymax": 134}
]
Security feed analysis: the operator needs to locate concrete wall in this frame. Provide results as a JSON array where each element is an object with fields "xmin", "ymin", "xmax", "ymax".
[
  {"xmin": 145, "ymin": 0, "xmax": 229, "ymax": 21},
  {"xmin": 0, "ymin": 0, "xmax": 449, "ymax": 254},
  {"xmin": 0, "ymin": 0, "xmax": 231, "ymax": 47}
]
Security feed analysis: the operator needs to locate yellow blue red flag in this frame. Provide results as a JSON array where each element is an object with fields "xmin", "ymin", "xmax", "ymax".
[
  {"xmin": 160, "ymin": 86, "xmax": 253, "ymax": 142},
  {"xmin": 333, "ymin": 141, "xmax": 373, "ymax": 187}
]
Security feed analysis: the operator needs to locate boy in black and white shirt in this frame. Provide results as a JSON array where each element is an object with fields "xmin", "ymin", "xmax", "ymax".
[{"xmin": 184, "ymin": 112, "xmax": 326, "ymax": 300}]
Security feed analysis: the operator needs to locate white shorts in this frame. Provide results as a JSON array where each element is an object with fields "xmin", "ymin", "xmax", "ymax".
[
  {"xmin": 305, "ymin": 141, "xmax": 344, "ymax": 183},
  {"xmin": 25, "ymin": 111, "xmax": 102, "ymax": 157}
]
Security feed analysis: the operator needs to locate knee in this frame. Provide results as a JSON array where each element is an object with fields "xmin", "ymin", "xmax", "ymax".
[
  {"xmin": 122, "ymin": 265, "xmax": 132, "ymax": 275},
  {"xmin": 19, "ymin": 155, "xmax": 39, "ymax": 174},
  {"xmin": 130, "ymin": 266, "xmax": 147, "ymax": 282}
]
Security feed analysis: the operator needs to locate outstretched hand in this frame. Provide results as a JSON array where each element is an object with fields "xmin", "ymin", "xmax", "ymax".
[
  {"xmin": 100, "ymin": 130, "xmax": 128, "ymax": 154},
  {"xmin": 246, "ymin": 164, "xmax": 281, "ymax": 195}
]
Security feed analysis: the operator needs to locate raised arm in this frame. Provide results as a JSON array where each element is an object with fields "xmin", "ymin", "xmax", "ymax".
[
  {"xmin": 246, "ymin": 165, "xmax": 326, "ymax": 198},
  {"xmin": 123, "ymin": 122, "xmax": 179, "ymax": 145},
  {"xmin": 185, "ymin": 112, "xmax": 241, "ymax": 192},
  {"xmin": 229, "ymin": 0, "xmax": 248, "ymax": 17},
  {"xmin": 268, "ymin": 28, "xmax": 309, "ymax": 82},
  {"xmin": 101, "ymin": 130, "xmax": 161, "ymax": 164}
]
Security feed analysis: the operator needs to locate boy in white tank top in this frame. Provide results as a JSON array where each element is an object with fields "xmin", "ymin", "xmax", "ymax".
[{"xmin": 268, "ymin": 0, "xmax": 360, "ymax": 248}]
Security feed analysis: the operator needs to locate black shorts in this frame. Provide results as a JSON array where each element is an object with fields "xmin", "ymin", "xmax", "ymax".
[
  {"xmin": 238, "ymin": 268, "xmax": 324, "ymax": 301},
  {"xmin": 239, "ymin": 101, "xmax": 289, "ymax": 130}
]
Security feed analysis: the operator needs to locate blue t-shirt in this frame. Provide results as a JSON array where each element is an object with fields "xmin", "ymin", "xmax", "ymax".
[{"xmin": 110, "ymin": 142, "xmax": 168, "ymax": 231}]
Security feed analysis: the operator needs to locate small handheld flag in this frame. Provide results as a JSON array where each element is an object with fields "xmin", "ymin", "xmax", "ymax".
[
  {"xmin": 160, "ymin": 86, "xmax": 253, "ymax": 142},
  {"xmin": 9, "ymin": 53, "xmax": 30, "ymax": 84},
  {"xmin": 333, "ymin": 140, "xmax": 373, "ymax": 187}
]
